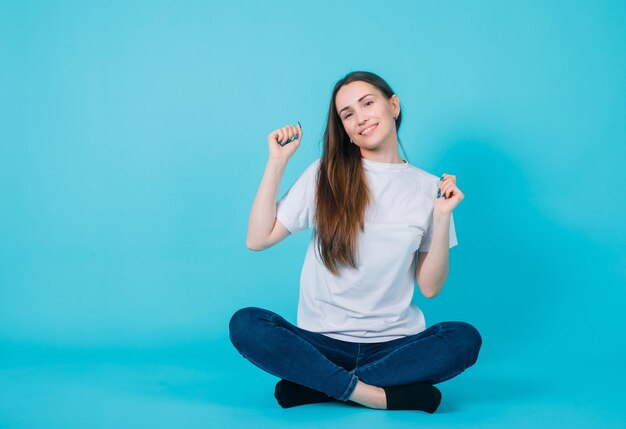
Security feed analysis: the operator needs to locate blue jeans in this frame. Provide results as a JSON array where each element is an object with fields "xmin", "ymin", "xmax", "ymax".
[{"xmin": 229, "ymin": 307, "xmax": 482, "ymax": 401}]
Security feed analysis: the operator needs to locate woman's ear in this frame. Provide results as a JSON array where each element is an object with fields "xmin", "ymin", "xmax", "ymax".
[{"xmin": 391, "ymin": 94, "xmax": 400, "ymax": 117}]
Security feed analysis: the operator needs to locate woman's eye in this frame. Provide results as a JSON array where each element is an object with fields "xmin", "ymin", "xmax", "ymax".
[{"xmin": 343, "ymin": 101, "xmax": 372, "ymax": 119}]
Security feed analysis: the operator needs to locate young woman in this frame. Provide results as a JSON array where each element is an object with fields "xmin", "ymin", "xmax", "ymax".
[{"xmin": 229, "ymin": 71, "xmax": 482, "ymax": 413}]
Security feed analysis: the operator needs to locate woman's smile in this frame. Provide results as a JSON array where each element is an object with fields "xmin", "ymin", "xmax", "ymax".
[{"xmin": 360, "ymin": 123, "xmax": 378, "ymax": 136}]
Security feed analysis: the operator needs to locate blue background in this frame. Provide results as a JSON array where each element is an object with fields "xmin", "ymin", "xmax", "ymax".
[{"xmin": 1, "ymin": 1, "xmax": 625, "ymax": 427}]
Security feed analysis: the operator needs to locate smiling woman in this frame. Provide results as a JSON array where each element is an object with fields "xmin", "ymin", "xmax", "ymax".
[
  {"xmin": 336, "ymin": 84, "xmax": 400, "ymax": 155},
  {"xmin": 231, "ymin": 70, "xmax": 479, "ymax": 413}
]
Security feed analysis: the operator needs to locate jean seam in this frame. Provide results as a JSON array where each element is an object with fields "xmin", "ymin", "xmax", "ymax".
[
  {"xmin": 338, "ymin": 373, "xmax": 359, "ymax": 401},
  {"xmin": 357, "ymin": 323, "xmax": 450, "ymax": 375}
]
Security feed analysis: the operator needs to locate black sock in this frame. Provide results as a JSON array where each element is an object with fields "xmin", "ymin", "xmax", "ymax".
[
  {"xmin": 274, "ymin": 379, "xmax": 335, "ymax": 408},
  {"xmin": 383, "ymin": 382, "xmax": 442, "ymax": 413}
]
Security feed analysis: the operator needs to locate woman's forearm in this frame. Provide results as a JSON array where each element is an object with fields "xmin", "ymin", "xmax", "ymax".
[
  {"xmin": 418, "ymin": 212, "xmax": 451, "ymax": 297},
  {"xmin": 246, "ymin": 158, "xmax": 288, "ymax": 249}
]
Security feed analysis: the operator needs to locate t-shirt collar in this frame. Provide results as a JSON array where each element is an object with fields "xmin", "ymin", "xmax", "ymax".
[{"xmin": 361, "ymin": 157, "xmax": 409, "ymax": 170}]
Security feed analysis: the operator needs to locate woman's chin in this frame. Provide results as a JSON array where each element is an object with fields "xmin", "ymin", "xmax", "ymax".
[{"xmin": 359, "ymin": 139, "xmax": 384, "ymax": 150}]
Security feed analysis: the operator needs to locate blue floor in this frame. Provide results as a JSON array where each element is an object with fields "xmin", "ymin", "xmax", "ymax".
[{"xmin": 1, "ymin": 338, "xmax": 624, "ymax": 429}]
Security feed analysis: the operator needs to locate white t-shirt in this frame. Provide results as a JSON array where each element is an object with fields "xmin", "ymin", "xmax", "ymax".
[{"xmin": 276, "ymin": 157, "xmax": 458, "ymax": 343}]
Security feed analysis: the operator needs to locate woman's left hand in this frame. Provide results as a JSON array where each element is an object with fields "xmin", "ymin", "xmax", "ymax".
[{"xmin": 434, "ymin": 173, "xmax": 464, "ymax": 215}]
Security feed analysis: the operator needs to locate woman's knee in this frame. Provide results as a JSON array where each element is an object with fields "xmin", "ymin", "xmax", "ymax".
[
  {"xmin": 448, "ymin": 321, "xmax": 482, "ymax": 367},
  {"xmin": 228, "ymin": 306, "xmax": 272, "ymax": 350},
  {"xmin": 461, "ymin": 322, "xmax": 482, "ymax": 365}
]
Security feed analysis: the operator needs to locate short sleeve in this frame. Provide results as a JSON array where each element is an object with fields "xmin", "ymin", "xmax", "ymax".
[
  {"xmin": 276, "ymin": 159, "xmax": 320, "ymax": 234},
  {"xmin": 418, "ymin": 212, "xmax": 458, "ymax": 252}
]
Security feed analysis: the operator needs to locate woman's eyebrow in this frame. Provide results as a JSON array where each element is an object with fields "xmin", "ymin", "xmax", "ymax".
[{"xmin": 339, "ymin": 94, "xmax": 375, "ymax": 115}]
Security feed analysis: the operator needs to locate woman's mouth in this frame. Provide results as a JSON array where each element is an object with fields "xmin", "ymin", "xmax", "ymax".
[{"xmin": 360, "ymin": 123, "xmax": 378, "ymax": 136}]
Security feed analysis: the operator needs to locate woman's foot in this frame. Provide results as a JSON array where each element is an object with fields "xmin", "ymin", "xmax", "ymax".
[
  {"xmin": 383, "ymin": 381, "xmax": 442, "ymax": 413},
  {"xmin": 348, "ymin": 380, "xmax": 442, "ymax": 413},
  {"xmin": 347, "ymin": 380, "xmax": 387, "ymax": 409},
  {"xmin": 274, "ymin": 379, "xmax": 334, "ymax": 408}
]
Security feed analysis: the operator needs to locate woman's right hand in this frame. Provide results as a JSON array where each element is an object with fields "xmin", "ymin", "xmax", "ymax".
[{"xmin": 267, "ymin": 122, "xmax": 303, "ymax": 162}]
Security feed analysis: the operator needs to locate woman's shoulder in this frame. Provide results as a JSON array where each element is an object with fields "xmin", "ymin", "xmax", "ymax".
[
  {"xmin": 303, "ymin": 158, "xmax": 322, "ymax": 176},
  {"xmin": 405, "ymin": 163, "xmax": 439, "ymax": 184},
  {"xmin": 291, "ymin": 158, "xmax": 321, "ymax": 185}
]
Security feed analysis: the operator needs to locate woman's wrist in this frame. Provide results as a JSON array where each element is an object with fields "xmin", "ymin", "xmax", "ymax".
[
  {"xmin": 267, "ymin": 156, "xmax": 288, "ymax": 168},
  {"xmin": 433, "ymin": 210, "xmax": 451, "ymax": 223}
]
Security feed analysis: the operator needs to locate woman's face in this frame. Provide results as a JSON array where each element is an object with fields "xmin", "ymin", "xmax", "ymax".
[{"xmin": 335, "ymin": 81, "xmax": 400, "ymax": 151}]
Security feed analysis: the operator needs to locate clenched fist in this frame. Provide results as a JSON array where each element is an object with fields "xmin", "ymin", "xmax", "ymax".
[
  {"xmin": 268, "ymin": 121, "xmax": 303, "ymax": 162},
  {"xmin": 434, "ymin": 173, "xmax": 464, "ymax": 215}
]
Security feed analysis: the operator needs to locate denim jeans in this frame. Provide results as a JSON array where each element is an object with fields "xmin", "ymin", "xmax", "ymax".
[{"xmin": 229, "ymin": 307, "xmax": 482, "ymax": 401}]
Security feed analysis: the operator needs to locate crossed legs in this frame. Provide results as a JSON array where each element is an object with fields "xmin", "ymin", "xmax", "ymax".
[{"xmin": 229, "ymin": 307, "xmax": 482, "ymax": 410}]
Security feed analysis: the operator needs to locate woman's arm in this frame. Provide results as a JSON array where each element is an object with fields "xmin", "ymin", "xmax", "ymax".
[
  {"xmin": 246, "ymin": 158, "xmax": 289, "ymax": 250},
  {"xmin": 416, "ymin": 173, "xmax": 464, "ymax": 298},
  {"xmin": 246, "ymin": 122, "xmax": 303, "ymax": 250},
  {"xmin": 416, "ymin": 213, "xmax": 451, "ymax": 298}
]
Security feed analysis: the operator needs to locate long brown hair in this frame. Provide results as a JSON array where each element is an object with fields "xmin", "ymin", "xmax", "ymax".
[{"xmin": 314, "ymin": 71, "xmax": 405, "ymax": 275}]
